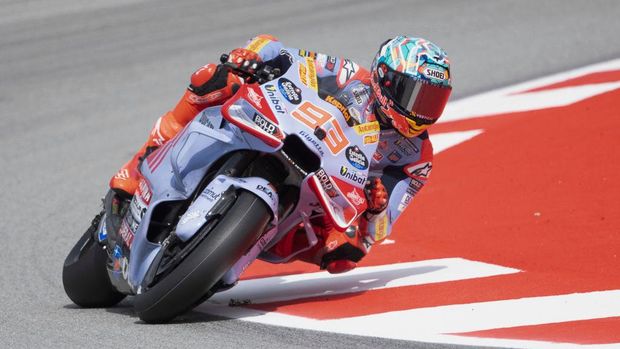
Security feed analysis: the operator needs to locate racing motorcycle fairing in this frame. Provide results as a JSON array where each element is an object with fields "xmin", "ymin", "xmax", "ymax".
[
  {"xmin": 175, "ymin": 174, "xmax": 279, "ymax": 242},
  {"xmin": 105, "ymin": 60, "xmax": 380, "ymax": 292}
]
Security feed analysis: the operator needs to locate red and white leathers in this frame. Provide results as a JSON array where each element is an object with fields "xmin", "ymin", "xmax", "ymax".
[{"xmin": 110, "ymin": 34, "xmax": 434, "ymax": 273}]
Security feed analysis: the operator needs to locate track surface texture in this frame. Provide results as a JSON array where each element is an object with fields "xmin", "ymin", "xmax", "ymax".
[{"xmin": 1, "ymin": 1, "xmax": 620, "ymax": 348}]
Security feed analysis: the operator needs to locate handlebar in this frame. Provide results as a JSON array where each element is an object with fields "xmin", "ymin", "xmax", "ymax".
[{"xmin": 219, "ymin": 53, "xmax": 280, "ymax": 84}]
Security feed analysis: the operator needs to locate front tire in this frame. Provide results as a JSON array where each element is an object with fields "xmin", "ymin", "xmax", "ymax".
[
  {"xmin": 134, "ymin": 191, "xmax": 271, "ymax": 323},
  {"xmin": 62, "ymin": 213, "xmax": 126, "ymax": 307}
]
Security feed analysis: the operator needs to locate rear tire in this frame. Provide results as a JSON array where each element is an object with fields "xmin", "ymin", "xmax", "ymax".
[
  {"xmin": 62, "ymin": 214, "xmax": 126, "ymax": 307},
  {"xmin": 134, "ymin": 191, "xmax": 271, "ymax": 323}
]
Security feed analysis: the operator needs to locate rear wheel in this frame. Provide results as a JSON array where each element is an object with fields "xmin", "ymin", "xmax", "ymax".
[
  {"xmin": 133, "ymin": 190, "xmax": 271, "ymax": 323},
  {"xmin": 62, "ymin": 213, "xmax": 126, "ymax": 307}
]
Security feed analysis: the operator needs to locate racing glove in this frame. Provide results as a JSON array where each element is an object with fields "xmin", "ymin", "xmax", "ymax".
[
  {"xmin": 222, "ymin": 48, "xmax": 263, "ymax": 81},
  {"xmin": 364, "ymin": 177, "xmax": 388, "ymax": 215}
]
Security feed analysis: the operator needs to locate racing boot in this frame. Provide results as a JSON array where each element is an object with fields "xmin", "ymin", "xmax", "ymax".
[
  {"xmin": 295, "ymin": 216, "xmax": 370, "ymax": 274},
  {"xmin": 109, "ymin": 112, "xmax": 181, "ymax": 197},
  {"xmin": 306, "ymin": 177, "xmax": 390, "ymax": 273}
]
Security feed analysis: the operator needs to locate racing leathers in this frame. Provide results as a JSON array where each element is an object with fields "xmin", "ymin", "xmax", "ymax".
[{"xmin": 110, "ymin": 34, "xmax": 433, "ymax": 273}]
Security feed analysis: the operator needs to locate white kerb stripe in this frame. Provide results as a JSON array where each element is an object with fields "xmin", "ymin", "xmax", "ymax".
[{"xmin": 207, "ymin": 258, "xmax": 519, "ymax": 305}]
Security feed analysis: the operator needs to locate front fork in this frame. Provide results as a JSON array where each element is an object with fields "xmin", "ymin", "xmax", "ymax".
[{"xmin": 94, "ymin": 190, "xmax": 135, "ymax": 294}]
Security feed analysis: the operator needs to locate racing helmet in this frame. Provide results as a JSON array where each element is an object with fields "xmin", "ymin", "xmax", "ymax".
[{"xmin": 370, "ymin": 36, "xmax": 452, "ymax": 137}]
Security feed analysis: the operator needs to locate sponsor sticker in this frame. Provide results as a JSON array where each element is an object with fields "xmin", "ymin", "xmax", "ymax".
[
  {"xmin": 394, "ymin": 137, "xmax": 419, "ymax": 156},
  {"xmin": 112, "ymin": 245, "xmax": 123, "ymax": 274},
  {"xmin": 305, "ymin": 57, "xmax": 318, "ymax": 91},
  {"xmin": 113, "ymin": 245, "xmax": 122, "ymax": 259},
  {"xmin": 298, "ymin": 49, "xmax": 317, "ymax": 59},
  {"xmin": 346, "ymin": 189, "xmax": 365, "ymax": 206},
  {"xmin": 315, "ymin": 53, "xmax": 328, "ymax": 69},
  {"xmin": 97, "ymin": 220, "xmax": 108, "ymax": 242},
  {"xmin": 325, "ymin": 56, "xmax": 337, "ymax": 72},
  {"xmin": 137, "ymin": 179, "xmax": 152, "ymax": 205},
  {"xmin": 256, "ymin": 184, "xmax": 276, "ymax": 205},
  {"xmin": 340, "ymin": 166, "xmax": 366, "ymax": 185},
  {"xmin": 405, "ymin": 161, "xmax": 432, "ymax": 178},
  {"xmin": 247, "ymin": 88, "xmax": 264, "ymax": 108},
  {"xmin": 280, "ymin": 49, "xmax": 294, "ymax": 63},
  {"xmin": 299, "ymin": 63, "xmax": 309, "ymax": 87},
  {"xmin": 420, "ymin": 63, "xmax": 449, "ymax": 81},
  {"xmin": 352, "ymin": 86, "xmax": 369, "ymax": 105},
  {"xmin": 407, "ymin": 178, "xmax": 424, "ymax": 193},
  {"xmin": 264, "ymin": 84, "xmax": 287, "ymax": 114},
  {"xmin": 388, "ymin": 151, "xmax": 402, "ymax": 163},
  {"xmin": 278, "ymin": 78, "xmax": 302, "ymax": 105},
  {"xmin": 201, "ymin": 187, "xmax": 220, "ymax": 201},
  {"xmin": 354, "ymin": 122, "xmax": 380, "ymax": 135},
  {"xmin": 373, "ymin": 214, "xmax": 389, "ymax": 241},
  {"xmin": 338, "ymin": 59, "xmax": 359, "ymax": 86},
  {"xmin": 299, "ymin": 130, "xmax": 325, "ymax": 156},
  {"xmin": 364, "ymin": 134, "xmax": 379, "ymax": 144},
  {"xmin": 325, "ymin": 95, "xmax": 351, "ymax": 123},
  {"xmin": 348, "ymin": 106, "xmax": 361, "ymax": 121},
  {"xmin": 345, "ymin": 146, "xmax": 369, "ymax": 170},
  {"xmin": 315, "ymin": 168, "xmax": 338, "ymax": 197},
  {"xmin": 121, "ymin": 257, "xmax": 129, "ymax": 280},
  {"xmin": 119, "ymin": 220, "xmax": 134, "ymax": 248},
  {"xmin": 253, "ymin": 113, "xmax": 280, "ymax": 136}
]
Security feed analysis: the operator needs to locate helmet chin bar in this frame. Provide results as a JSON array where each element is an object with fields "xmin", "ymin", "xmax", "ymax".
[{"xmin": 372, "ymin": 103, "xmax": 391, "ymax": 127}]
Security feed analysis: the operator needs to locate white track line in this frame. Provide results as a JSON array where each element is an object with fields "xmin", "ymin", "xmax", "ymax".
[
  {"xmin": 441, "ymin": 58, "xmax": 620, "ymax": 123},
  {"xmin": 442, "ymin": 82, "xmax": 620, "ymax": 122},
  {"xmin": 431, "ymin": 129, "xmax": 483, "ymax": 153},
  {"xmin": 208, "ymin": 258, "xmax": 519, "ymax": 305},
  {"xmin": 201, "ymin": 290, "xmax": 620, "ymax": 349}
]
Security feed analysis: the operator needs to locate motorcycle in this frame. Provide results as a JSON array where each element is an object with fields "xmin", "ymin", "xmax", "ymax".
[{"xmin": 62, "ymin": 55, "xmax": 380, "ymax": 323}]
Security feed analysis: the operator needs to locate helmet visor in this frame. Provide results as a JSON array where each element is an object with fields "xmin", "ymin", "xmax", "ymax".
[{"xmin": 380, "ymin": 66, "xmax": 452, "ymax": 122}]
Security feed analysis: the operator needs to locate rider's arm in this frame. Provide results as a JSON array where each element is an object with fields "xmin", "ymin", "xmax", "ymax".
[
  {"xmin": 155, "ymin": 34, "xmax": 285, "ymax": 134},
  {"xmin": 360, "ymin": 134, "xmax": 434, "ymax": 244}
]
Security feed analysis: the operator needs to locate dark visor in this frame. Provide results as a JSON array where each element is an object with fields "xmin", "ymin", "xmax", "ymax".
[{"xmin": 380, "ymin": 66, "xmax": 452, "ymax": 121}]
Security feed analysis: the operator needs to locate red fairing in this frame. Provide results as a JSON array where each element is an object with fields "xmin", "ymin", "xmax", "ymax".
[
  {"xmin": 221, "ymin": 84, "xmax": 284, "ymax": 148},
  {"xmin": 245, "ymin": 84, "xmax": 279, "ymax": 124}
]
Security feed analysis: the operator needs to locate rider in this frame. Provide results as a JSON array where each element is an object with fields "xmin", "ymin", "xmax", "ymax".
[{"xmin": 110, "ymin": 34, "xmax": 452, "ymax": 274}]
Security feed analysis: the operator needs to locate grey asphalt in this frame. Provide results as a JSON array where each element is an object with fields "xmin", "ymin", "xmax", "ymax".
[{"xmin": 1, "ymin": 1, "xmax": 619, "ymax": 348}]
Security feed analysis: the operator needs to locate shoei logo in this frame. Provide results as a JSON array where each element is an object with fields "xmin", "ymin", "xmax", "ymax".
[
  {"xmin": 421, "ymin": 63, "xmax": 449, "ymax": 81},
  {"xmin": 278, "ymin": 78, "xmax": 302, "ymax": 105}
]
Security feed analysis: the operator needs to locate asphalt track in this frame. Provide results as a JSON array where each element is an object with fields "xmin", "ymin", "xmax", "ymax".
[{"xmin": 1, "ymin": 1, "xmax": 620, "ymax": 348}]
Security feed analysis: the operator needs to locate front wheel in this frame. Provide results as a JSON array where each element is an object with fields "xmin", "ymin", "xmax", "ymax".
[
  {"xmin": 133, "ymin": 190, "xmax": 271, "ymax": 323},
  {"xmin": 62, "ymin": 213, "xmax": 126, "ymax": 307}
]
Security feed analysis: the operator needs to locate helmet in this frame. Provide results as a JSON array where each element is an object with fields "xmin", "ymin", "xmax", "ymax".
[{"xmin": 370, "ymin": 36, "xmax": 452, "ymax": 137}]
